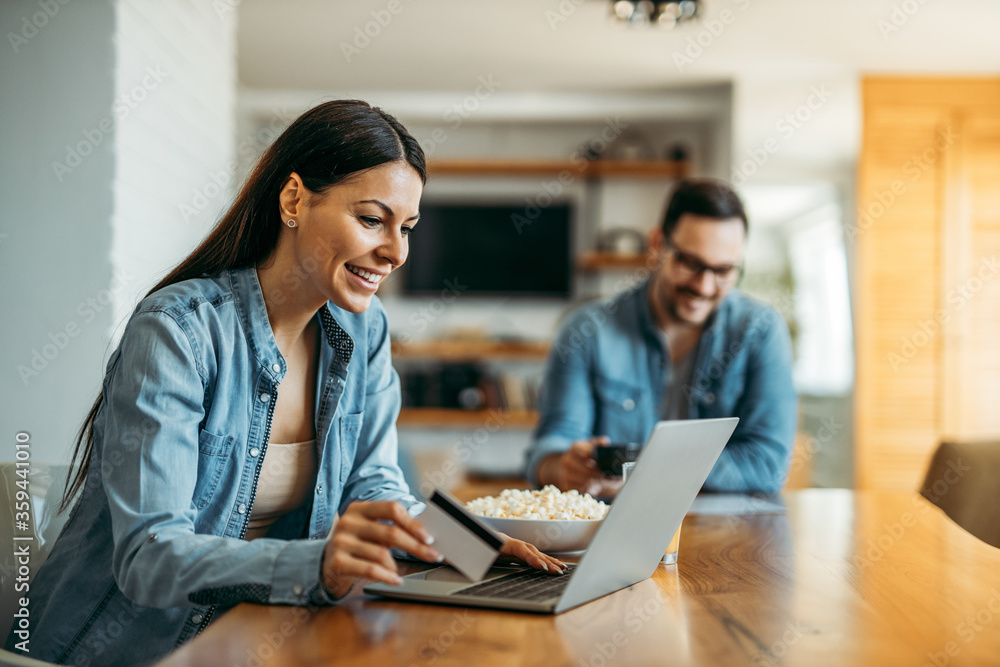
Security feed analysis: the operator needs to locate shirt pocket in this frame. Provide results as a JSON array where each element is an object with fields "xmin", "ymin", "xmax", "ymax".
[
  {"xmin": 193, "ymin": 430, "xmax": 234, "ymax": 509},
  {"xmin": 339, "ymin": 412, "xmax": 364, "ymax": 484},
  {"xmin": 694, "ymin": 354, "xmax": 748, "ymax": 417},
  {"xmin": 593, "ymin": 377, "xmax": 646, "ymax": 443}
]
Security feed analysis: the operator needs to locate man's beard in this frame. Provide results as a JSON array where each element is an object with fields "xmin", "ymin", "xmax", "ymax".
[{"xmin": 666, "ymin": 285, "xmax": 718, "ymax": 325}]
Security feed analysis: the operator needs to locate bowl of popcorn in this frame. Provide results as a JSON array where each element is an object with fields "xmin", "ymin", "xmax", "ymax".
[{"xmin": 465, "ymin": 485, "xmax": 609, "ymax": 553}]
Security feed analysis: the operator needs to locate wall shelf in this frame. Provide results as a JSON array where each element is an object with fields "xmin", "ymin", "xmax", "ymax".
[
  {"xmin": 392, "ymin": 339, "xmax": 550, "ymax": 362},
  {"xmin": 397, "ymin": 156, "xmax": 687, "ymax": 431},
  {"xmin": 426, "ymin": 159, "xmax": 688, "ymax": 179},
  {"xmin": 576, "ymin": 252, "xmax": 650, "ymax": 272},
  {"xmin": 398, "ymin": 408, "xmax": 538, "ymax": 428}
]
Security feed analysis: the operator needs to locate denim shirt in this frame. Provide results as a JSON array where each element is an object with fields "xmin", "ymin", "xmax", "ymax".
[
  {"xmin": 525, "ymin": 280, "xmax": 798, "ymax": 494},
  {"xmin": 8, "ymin": 267, "xmax": 420, "ymax": 667}
]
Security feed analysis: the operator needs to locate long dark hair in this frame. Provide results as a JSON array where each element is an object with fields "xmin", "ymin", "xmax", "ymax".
[{"xmin": 60, "ymin": 100, "xmax": 427, "ymax": 512}]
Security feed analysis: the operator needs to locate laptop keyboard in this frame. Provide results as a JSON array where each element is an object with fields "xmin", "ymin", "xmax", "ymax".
[{"xmin": 450, "ymin": 564, "xmax": 577, "ymax": 602}]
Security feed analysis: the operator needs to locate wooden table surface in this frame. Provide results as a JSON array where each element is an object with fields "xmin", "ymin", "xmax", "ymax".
[{"xmin": 156, "ymin": 489, "xmax": 1000, "ymax": 666}]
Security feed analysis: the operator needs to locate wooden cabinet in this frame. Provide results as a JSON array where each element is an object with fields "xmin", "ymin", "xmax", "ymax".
[
  {"xmin": 393, "ymin": 339, "xmax": 549, "ymax": 428},
  {"xmin": 395, "ymin": 159, "xmax": 686, "ymax": 428},
  {"xmin": 427, "ymin": 158, "xmax": 688, "ymax": 179},
  {"xmin": 855, "ymin": 77, "xmax": 1000, "ymax": 490}
]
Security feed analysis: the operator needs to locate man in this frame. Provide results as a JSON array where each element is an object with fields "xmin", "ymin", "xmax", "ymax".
[{"xmin": 525, "ymin": 179, "xmax": 797, "ymax": 495}]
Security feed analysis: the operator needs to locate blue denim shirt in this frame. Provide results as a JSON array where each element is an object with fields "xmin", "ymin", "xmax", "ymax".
[
  {"xmin": 8, "ymin": 267, "xmax": 420, "ymax": 667},
  {"xmin": 525, "ymin": 280, "xmax": 798, "ymax": 494}
]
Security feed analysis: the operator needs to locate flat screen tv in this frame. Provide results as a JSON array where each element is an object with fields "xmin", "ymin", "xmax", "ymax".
[{"xmin": 402, "ymin": 200, "xmax": 573, "ymax": 298}]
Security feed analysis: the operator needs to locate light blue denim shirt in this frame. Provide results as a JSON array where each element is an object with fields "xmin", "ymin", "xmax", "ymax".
[
  {"xmin": 9, "ymin": 267, "xmax": 420, "ymax": 667},
  {"xmin": 525, "ymin": 280, "xmax": 798, "ymax": 494}
]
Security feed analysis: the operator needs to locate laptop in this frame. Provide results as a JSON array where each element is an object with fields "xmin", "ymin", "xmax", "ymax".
[{"xmin": 365, "ymin": 418, "xmax": 739, "ymax": 613}]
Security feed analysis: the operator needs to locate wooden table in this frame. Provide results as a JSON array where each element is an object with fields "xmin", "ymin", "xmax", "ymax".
[{"xmin": 156, "ymin": 489, "xmax": 1000, "ymax": 666}]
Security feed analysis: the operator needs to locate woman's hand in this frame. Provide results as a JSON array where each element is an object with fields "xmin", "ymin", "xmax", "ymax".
[
  {"xmin": 321, "ymin": 501, "xmax": 442, "ymax": 598},
  {"xmin": 498, "ymin": 535, "xmax": 568, "ymax": 574}
]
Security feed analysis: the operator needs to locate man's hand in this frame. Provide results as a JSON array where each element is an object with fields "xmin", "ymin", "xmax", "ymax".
[
  {"xmin": 538, "ymin": 436, "xmax": 620, "ymax": 496},
  {"xmin": 321, "ymin": 501, "xmax": 442, "ymax": 598}
]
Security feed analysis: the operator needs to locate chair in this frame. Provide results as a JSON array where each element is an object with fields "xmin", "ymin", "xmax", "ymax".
[
  {"xmin": 0, "ymin": 463, "xmax": 70, "ymax": 665},
  {"xmin": 920, "ymin": 440, "xmax": 1000, "ymax": 549}
]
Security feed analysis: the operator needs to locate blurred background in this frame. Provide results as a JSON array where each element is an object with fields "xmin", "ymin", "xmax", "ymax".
[{"xmin": 2, "ymin": 0, "xmax": 998, "ymax": 495}]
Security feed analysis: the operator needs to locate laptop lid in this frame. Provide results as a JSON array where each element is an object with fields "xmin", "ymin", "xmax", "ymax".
[
  {"xmin": 554, "ymin": 418, "xmax": 738, "ymax": 612},
  {"xmin": 366, "ymin": 418, "xmax": 737, "ymax": 613}
]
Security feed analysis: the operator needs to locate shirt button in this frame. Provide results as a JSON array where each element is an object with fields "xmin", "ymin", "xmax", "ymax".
[
  {"xmin": 237, "ymin": 503, "xmax": 247, "ymax": 515},
  {"xmin": 316, "ymin": 485, "xmax": 323, "ymax": 495},
  {"xmin": 191, "ymin": 613, "xmax": 203, "ymax": 625},
  {"xmin": 622, "ymin": 398, "xmax": 635, "ymax": 411},
  {"xmin": 704, "ymin": 392, "xmax": 716, "ymax": 404},
  {"xmin": 249, "ymin": 447, "xmax": 260, "ymax": 458},
  {"xmin": 272, "ymin": 363, "xmax": 281, "ymax": 373},
  {"xmin": 147, "ymin": 533, "xmax": 158, "ymax": 543},
  {"xmin": 292, "ymin": 584, "xmax": 304, "ymax": 596},
  {"xmin": 259, "ymin": 393, "xmax": 270, "ymax": 403}
]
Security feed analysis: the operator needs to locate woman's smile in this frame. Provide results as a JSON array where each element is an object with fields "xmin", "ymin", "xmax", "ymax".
[{"xmin": 345, "ymin": 263, "xmax": 387, "ymax": 291}]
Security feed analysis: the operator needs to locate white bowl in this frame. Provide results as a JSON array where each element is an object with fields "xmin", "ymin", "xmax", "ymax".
[{"xmin": 480, "ymin": 516, "xmax": 603, "ymax": 553}]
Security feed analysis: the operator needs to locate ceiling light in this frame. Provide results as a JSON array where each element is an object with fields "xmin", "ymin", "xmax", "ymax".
[{"xmin": 610, "ymin": 0, "xmax": 700, "ymax": 28}]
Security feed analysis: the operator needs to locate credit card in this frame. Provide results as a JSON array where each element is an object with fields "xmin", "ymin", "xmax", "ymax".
[{"xmin": 418, "ymin": 489, "xmax": 505, "ymax": 581}]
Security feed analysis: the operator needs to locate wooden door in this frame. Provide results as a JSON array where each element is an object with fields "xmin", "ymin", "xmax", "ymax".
[{"xmin": 856, "ymin": 78, "xmax": 1000, "ymax": 490}]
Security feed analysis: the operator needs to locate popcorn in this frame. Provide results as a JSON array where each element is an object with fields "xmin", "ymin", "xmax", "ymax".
[{"xmin": 465, "ymin": 485, "xmax": 609, "ymax": 521}]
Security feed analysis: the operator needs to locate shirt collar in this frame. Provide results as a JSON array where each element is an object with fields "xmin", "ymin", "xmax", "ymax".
[{"xmin": 228, "ymin": 266, "xmax": 354, "ymax": 369}]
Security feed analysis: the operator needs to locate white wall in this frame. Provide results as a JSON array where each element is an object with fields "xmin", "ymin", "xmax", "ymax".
[
  {"xmin": 0, "ymin": 0, "xmax": 236, "ymax": 465},
  {"xmin": 1, "ymin": 0, "xmax": 117, "ymax": 465},
  {"xmin": 110, "ymin": 0, "xmax": 238, "ymax": 336}
]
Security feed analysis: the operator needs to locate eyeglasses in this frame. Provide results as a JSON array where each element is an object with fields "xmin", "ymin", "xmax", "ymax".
[{"xmin": 663, "ymin": 239, "xmax": 744, "ymax": 287}]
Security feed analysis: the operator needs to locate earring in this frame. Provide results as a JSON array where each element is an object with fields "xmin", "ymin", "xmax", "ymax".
[{"xmin": 286, "ymin": 219, "xmax": 297, "ymax": 228}]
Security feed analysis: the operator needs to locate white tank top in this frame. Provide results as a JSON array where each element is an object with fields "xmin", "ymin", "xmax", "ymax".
[{"xmin": 243, "ymin": 439, "xmax": 317, "ymax": 540}]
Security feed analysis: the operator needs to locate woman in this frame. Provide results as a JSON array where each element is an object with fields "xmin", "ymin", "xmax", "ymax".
[{"xmin": 10, "ymin": 100, "xmax": 565, "ymax": 667}]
